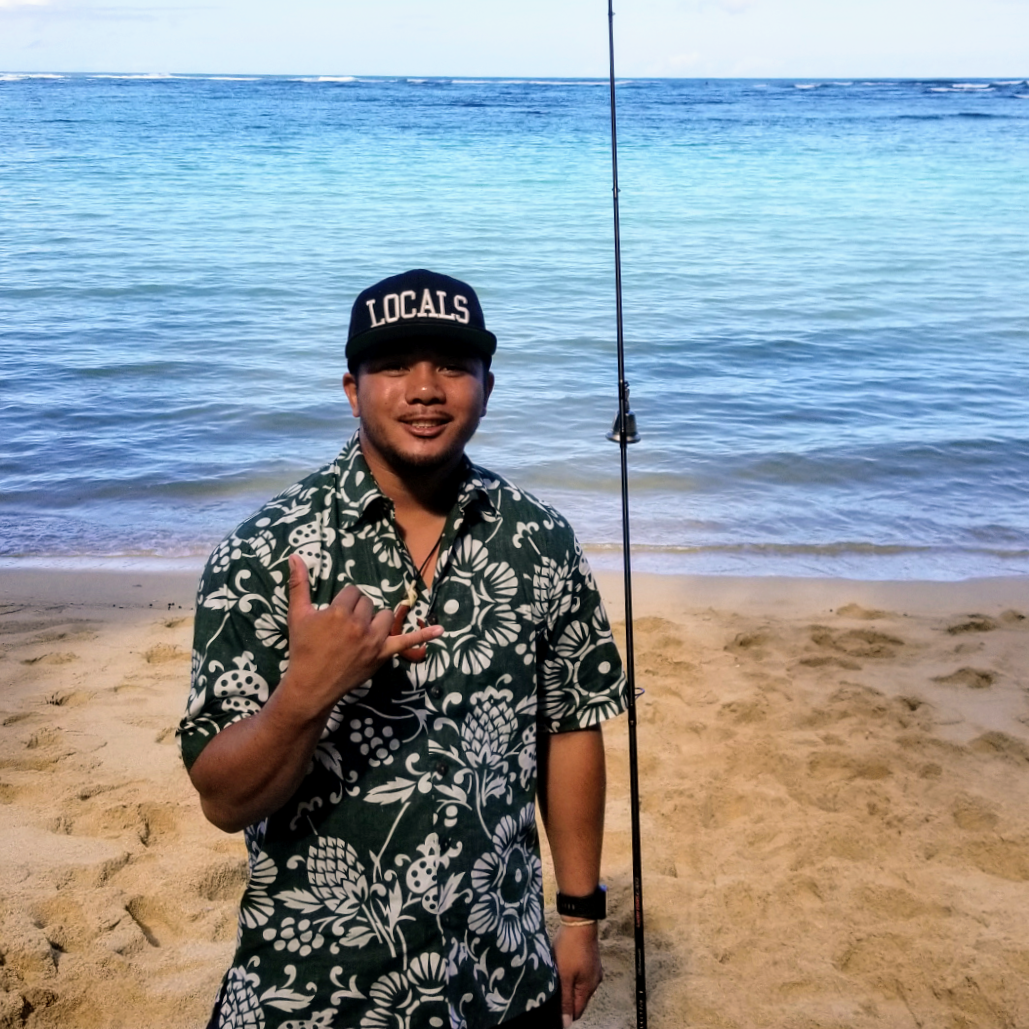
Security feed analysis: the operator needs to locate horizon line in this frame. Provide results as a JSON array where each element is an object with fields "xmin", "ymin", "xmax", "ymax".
[{"xmin": 3, "ymin": 71, "xmax": 1026, "ymax": 80}]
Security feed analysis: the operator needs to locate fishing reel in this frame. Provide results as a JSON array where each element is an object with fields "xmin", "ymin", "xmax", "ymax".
[{"xmin": 605, "ymin": 382, "xmax": 641, "ymax": 444}]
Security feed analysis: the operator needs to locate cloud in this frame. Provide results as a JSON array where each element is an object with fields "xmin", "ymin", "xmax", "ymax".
[{"xmin": 0, "ymin": 0, "xmax": 50, "ymax": 7}]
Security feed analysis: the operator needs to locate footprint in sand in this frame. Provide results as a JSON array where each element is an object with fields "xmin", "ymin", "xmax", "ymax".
[
  {"xmin": 125, "ymin": 717, "xmax": 181, "ymax": 746},
  {"xmin": 810, "ymin": 627, "xmax": 904, "ymax": 659},
  {"xmin": 811, "ymin": 683, "xmax": 922, "ymax": 730},
  {"xmin": 113, "ymin": 679, "xmax": 148, "ymax": 694},
  {"xmin": 962, "ymin": 837, "xmax": 1029, "ymax": 882},
  {"xmin": 835, "ymin": 603, "xmax": 890, "ymax": 620},
  {"xmin": 20, "ymin": 652, "xmax": 79, "ymax": 666},
  {"xmin": 0, "ymin": 749, "xmax": 66, "ymax": 773},
  {"xmin": 0, "ymin": 910, "xmax": 59, "ymax": 979},
  {"xmin": 25, "ymin": 727, "xmax": 64, "ymax": 750},
  {"xmin": 796, "ymin": 654, "xmax": 862, "ymax": 671},
  {"xmin": 946, "ymin": 615, "xmax": 998, "ymax": 635},
  {"xmin": 43, "ymin": 690, "xmax": 92, "ymax": 707},
  {"xmin": 953, "ymin": 640, "xmax": 984, "ymax": 655},
  {"xmin": 125, "ymin": 895, "xmax": 189, "ymax": 947},
  {"xmin": 807, "ymin": 751, "xmax": 892, "ymax": 781},
  {"xmin": 952, "ymin": 796, "xmax": 1000, "ymax": 831},
  {"xmin": 933, "ymin": 667, "xmax": 996, "ymax": 689},
  {"xmin": 725, "ymin": 630, "xmax": 772, "ymax": 654},
  {"xmin": 192, "ymin": 858, "xmax": 249, "ymax": 902},
  {"xmin": 968, "ymin": 731, "xmax": 1029, "ymax": 764},
  {"xmin": 56, "ymin": 795, "xmax": 182, "ymax": 848},
  {"xmin": 717, "ymin": 699, "xmax": 768, "ymax": 725},
  {"xmin": 854, "ymin": 884, "xmax": 937, "ymax": 920},
  {"xmin": 142, "ymin": 643, "xmax": 189, "ymax": 665}
]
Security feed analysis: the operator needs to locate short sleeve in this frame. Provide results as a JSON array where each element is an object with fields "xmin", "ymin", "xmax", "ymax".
[
  {"xmin": 177, "ymin": 536, "xmax": 290, "ymax": 770},
  {"xmin": 539, "ymin": 534, "xmax": 628, "ymax": 734}
]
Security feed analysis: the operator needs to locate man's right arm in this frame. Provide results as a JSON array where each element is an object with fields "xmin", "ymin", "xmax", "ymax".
[{"xmin": 187, "ymin": 553, "xmax": 442, "ymax": 833}]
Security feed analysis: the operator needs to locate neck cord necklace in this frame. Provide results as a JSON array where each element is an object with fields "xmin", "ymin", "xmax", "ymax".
[
  {"xmin": 400, "ymin": 530, "xmax": 444, "ymax": 613},
  {"xmin": 401, "ymin": 526, "xmax": 446, "ymax": 613},
  {"xmin": 415, "ymin": 529, "xmax": 444, "ymax": 582}
]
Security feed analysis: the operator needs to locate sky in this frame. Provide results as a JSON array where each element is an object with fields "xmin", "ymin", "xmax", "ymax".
[{"xmin": 0, "ymin": 0, "xmax": 1026, "ymax": 78}]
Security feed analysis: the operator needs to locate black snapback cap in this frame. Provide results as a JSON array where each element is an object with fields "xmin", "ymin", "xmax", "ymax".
[{"xmin": 346, "ymin": 269, "xmax": 497, "ymax": 367}]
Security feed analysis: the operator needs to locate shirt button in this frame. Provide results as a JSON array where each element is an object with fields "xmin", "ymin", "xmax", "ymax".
[
  {"xmin": 435, "ymin": 761, "xmax": 448, "ymax": 778},
  {"xmin": 439, "ymin": 837, "xmax": 450, "ymax": 851},
  {"xmin": 430, "ymin": 685, "xmax": 444, "ymax": 700}
]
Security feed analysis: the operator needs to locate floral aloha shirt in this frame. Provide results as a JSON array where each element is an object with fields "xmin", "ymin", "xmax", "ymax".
[{"xmin": 178, "ymin": 433, "xmax": 627, "ymax": 1029}]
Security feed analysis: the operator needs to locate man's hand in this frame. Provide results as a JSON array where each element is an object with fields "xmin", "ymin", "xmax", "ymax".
[
  {"xmin": 188, "ymin": 555, "xmax": 443, "ymax": 833},
  {"xmin": 539, "ymin": 727, "xmax": 607, "ymax": 1024},
  {"xmin": 281, "ymin": 554, "xmax": 442, "ymax": 719},
  {"xmin": 554, "ymin": 921, "xmax": 603, "ymax": 1026}
]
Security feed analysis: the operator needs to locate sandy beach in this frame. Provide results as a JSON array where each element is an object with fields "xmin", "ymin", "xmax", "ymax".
[{"xmin": 2, "ymin": 567, "xmax": 1028, "ymax": 1029}]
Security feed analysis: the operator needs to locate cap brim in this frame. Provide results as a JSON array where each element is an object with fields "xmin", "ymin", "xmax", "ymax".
[{"xmin": 346, "ymin": 321, "xmax": 497, "ymax": 365}]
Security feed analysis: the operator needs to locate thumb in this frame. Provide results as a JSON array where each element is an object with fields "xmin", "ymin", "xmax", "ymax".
[{"xmin": 286, "ymin": 553, "xmax": 313, "ymax": 623}]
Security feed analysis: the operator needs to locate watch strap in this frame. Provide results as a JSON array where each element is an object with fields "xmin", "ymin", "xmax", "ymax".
[{"xmin": 556, "ymin": 884, "xmax": 607, "ymax": 920}]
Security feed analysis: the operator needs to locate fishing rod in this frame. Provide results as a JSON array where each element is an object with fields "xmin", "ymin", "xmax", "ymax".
[{"xmin": 604, "ymin": 3, "xmax": 647, "ymax": 1027}]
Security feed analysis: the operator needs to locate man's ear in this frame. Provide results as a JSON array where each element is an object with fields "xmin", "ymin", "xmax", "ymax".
[
  {"xmin": 482, "ymin": 371, "xmax": 495, "ymax": 415},
  {"xmin": 342, "ymin": 372, "xmax": 361, "ymax": 417}
]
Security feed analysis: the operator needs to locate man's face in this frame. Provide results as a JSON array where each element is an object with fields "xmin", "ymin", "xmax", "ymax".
[{"xmin": 342, "ymin": 343, "xmax": 494, "ymax": 477}]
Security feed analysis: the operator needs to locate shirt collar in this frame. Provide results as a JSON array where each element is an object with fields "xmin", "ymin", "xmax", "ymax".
[{"xmin": 333, "ymin": 432, "xmax": 497, "ymax": 530}]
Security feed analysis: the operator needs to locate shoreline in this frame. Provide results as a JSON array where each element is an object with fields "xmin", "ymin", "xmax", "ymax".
[
  {"xmin": 3, "ymin": 564, "xmax": 1028, "ymax": 618},
  {"xmin": 5, "ymin": 539, "xmax": 1029, "ymax": 584},
  {"xmin": 2, "ymin": 567, "xmax": 1028, "ymax": 1027}
]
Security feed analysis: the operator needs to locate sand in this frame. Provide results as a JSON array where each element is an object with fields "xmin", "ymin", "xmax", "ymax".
[{"xmin": 2, "ymin": 567, "xmax": 1028, "ymax": 1029}]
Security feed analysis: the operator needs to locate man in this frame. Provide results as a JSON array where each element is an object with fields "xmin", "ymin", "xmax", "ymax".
[{"xmin": 179, "ymin": 269, "xmax": 627, "ymax": 1029}]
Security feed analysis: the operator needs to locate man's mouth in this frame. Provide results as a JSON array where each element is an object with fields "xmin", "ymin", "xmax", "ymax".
[{"xmin": 401, "ymin": 418, "xmax": 450, "ymax": 435}]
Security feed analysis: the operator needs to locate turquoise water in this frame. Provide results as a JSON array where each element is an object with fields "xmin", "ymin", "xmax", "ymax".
[{"xmin": 2, "ymin": 75, "xmax": 1028, "ymax": 577}]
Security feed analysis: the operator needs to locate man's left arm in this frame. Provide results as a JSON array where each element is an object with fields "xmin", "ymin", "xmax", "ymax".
[{"xmin": 539, "ymin": 725, "xmax": 606, "ymax": 1027}]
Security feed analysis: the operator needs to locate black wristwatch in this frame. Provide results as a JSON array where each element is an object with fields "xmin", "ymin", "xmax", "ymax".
[{"xmin": 556, "ymin": 885, "xmax": 607, "ymax": 920}]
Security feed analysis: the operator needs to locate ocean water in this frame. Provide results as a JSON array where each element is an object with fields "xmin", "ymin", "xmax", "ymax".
[{"xmin": 2, "ymin": 74, "xmax": 1028, "ymax": 579}]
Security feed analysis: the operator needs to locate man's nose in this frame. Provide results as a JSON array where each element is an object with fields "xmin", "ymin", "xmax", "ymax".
[{"xmin": 405, "ymin": 362, "xmax": 445, "ymax": 403}]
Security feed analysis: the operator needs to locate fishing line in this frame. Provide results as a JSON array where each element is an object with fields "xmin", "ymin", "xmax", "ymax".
[{"xmin": 604, "ymin": 3, "xmax": 648, "ymax": 1027}]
